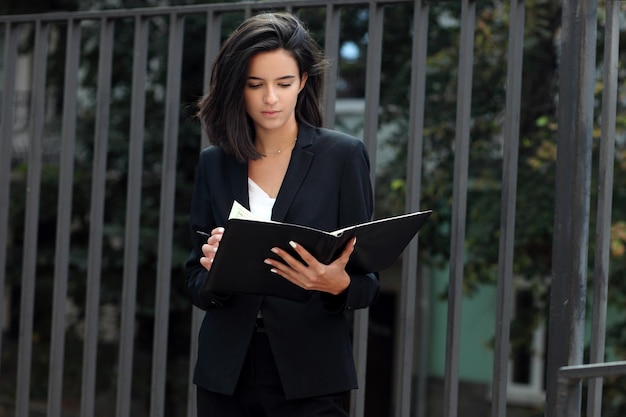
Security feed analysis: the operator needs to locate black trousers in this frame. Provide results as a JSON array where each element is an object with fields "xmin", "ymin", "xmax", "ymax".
[{"xmin": 196, "ymin": 331, "xmax": 348, "ymax": 417}]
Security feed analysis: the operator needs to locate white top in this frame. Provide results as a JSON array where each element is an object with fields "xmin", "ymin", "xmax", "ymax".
[
  {"xmin": 247, "ymin": 177, "xmax": 275, "ymax": 221},
  {"xmin": 248, "ymin": 177, "xmax": 275, "ymax": 318}
]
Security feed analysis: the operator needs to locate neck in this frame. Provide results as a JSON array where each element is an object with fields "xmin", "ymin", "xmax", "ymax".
[
  {"xmin": 256, "ymin": 137, "xmax": 297, "ymax": 155},
  {"xmin": 255, "ymin": 125, "xmax": 299, "ymax": 155}
]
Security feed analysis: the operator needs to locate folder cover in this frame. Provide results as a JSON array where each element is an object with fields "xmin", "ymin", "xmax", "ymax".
[{"xmin": 202, "ymin": 201, "xmax": 432, "ymax": 302}]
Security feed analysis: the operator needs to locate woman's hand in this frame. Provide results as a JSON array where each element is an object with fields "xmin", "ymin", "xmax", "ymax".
[
  {"xmin": 199, "ymin": 227, "xmax": 225, "ymax": 271},
  {"xmin": 265, "ymin": 237, "xmax": 356, "ymax": 295}
]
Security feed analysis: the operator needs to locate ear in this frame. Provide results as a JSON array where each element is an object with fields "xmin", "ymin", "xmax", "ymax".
[{"xmin": 299, "ymin": 72, "xmax": 308, "ymax": 92}]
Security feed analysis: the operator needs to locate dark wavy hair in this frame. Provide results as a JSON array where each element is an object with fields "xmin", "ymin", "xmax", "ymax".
[{"xmin": 197, "ymin": 12, "xmax": 329, "ymax": 162}]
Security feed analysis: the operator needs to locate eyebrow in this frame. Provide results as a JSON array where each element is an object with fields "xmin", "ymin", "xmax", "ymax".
[{"xmin": 247, "ymin": 75, "xmax": 297, "ymax": 81}]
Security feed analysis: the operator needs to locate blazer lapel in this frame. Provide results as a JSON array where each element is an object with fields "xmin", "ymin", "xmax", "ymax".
[
  {"xmin": 272, "ymin": 125, "xmax": 315, "ymax": 222},
  {"xmin": 228, "ymin": 157, "xmax": 249, "ymax": 210}
]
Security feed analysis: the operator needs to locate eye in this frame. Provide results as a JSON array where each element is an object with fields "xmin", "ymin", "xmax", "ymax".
[
  {"xmin": 278, "ymin": 83, "xmax": 292, "ymax": 88},
  {"xmin": 247, "ymin": 83, "xmax": 262, "ymax": 89}
]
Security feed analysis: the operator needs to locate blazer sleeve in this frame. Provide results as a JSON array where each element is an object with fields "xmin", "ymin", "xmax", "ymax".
[
  {"xmin": 322, "ymin": 139, "xmax": 379, "ymax": 312},
  {"xmin": 184, "ymin": 149, "xmax": 232, "ymax": 310}
]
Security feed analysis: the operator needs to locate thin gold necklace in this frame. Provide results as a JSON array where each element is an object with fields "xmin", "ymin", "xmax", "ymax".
[{"xmin": 264, "ymin": 138, "xmax": 297, "ymax": 155}]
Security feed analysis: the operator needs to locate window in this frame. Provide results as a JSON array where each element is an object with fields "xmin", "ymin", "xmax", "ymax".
[{"xmin": 507, "ymin": 286, "xmax": 546, "ymax": 406}]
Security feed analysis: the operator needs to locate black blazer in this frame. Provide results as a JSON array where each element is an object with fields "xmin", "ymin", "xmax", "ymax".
[{"xmin": 185, "ymin": 124, "xmax": 380, "ymax": 400}]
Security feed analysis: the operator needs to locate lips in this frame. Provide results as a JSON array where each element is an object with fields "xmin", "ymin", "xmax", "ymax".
[{"xmin": 262, "ymin": 110, "xmax": 280, "ymax": 117}]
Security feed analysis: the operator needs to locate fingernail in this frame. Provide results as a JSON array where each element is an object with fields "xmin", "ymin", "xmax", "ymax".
[
  {"xmin": 289, "ymin": 241, "xmax": 297, "ymax": 249},
  {"xmin": 271, "ymin": 248, "xmax": 279, "ymax": 254},
  {"xmin": 353, "ymin": 237, "xmax": 357, "ymax": 246},
  {"xmin": 270, "ymin": 268, "xmax": 277, "ymax": 274}
]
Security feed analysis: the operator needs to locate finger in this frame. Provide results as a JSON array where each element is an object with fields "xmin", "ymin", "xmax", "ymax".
[
  {"xmin": 265, "ymin": 255, "xmax": 311, "ymax": 290},
  {"xmin": 287, "ymin": 241, "xmax": 318, "ymax": 267},
  {"xmin": 337, "ymin": 237, "xmax": 357, "ymax": 263},
  {"xmin": 208, "ymin": 227, "xmax": 224, "ymax": 244},
  {"xmin": 202, "ymin": 243, "xmax": 217, "ymax": 257},
  {"xmin": 211, "ymin": 227, "xmax": 225, "ymax": 236},
  {"xmin": 265, "ymin": 257, "xmax": 291, "ymax": 276},
  {"xmin": 207, "ymin": 235, "xmax": 221, "ymax": 246},
  {"xmin": 269, "ymin": 246, "xmax": 305, "ymax": 271},
  {"xmin": 199, "ymin": 256, "xmax": 213, "ymax": 271}
]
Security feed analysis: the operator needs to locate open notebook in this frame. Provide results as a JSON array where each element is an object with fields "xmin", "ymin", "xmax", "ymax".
[{"xmin": 201, "ymin": 201, "xmax": 432, "ymax": 302}]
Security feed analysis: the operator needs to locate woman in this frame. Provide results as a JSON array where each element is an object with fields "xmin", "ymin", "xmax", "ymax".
[{"xmin": 186, "ymin": 12, "xmax": 379, "ymax": 417}]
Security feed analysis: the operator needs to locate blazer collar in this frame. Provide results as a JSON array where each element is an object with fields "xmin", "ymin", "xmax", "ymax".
[
  {"xmin": 226, "ymin": 124, "xmax": 317, "ymax": 222},
  {"xmin": 228, "ymin": 157, "xmax": 249, "ymax": 209},
  {"xmin": 273, "ymin": 124, "xmax": 315, "ymax": 222}
]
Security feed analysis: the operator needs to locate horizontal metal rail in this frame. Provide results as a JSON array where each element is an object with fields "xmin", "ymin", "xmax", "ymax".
[
  {"xmin": 559, "ymin": 361, "xmax": 626, "ymax": 381},
  {"xmin": 0, "ymin": 0, "xmax": 416, "ymax": 22},
  {"xmin": 557, "ymin": 362, "xmax": 626, "ymax": 417}
]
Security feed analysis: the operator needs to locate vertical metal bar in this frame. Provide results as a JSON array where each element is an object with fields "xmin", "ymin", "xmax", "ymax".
[
  {"xmin": 350, "ymin": 3, "xmax": 383, "ymax": 417},
  {"xmin": 395, "ymin": 1, "xmax": 428, "ymax": 417},
  {"xmin": 47, "ymin": 18, "xmax": 82, "ymax": 417},
  {"xmin": 350, "ymin": 295, "xmax": 369, "ymax": 417},
  {"xmin": 199, "ymin": 10, "xmax": 221, "ymax": 149},
  {"xmin": 415, "ymin": 268, "xmax": 431, "ymax": 417},
  {"xmin": 81, "ymin": 16, "xmax": 114, "ymax": 417},
  {"xmin": 556, "ymin": 374, "xmax": 573, "ymax": 417},
  {"xmin": 243, "ymin": 6, "xmax": 253, "ymax": 20},
  {"xmin": 0, "ymin": 22, "xmax": 20, "ymax": 375},
  {"xmin": 361, "ymin": 1, "xmax": 383, "ymax": 167},
  {"xmin": 545, "ymin": 0, "xmax": 598, "ymax": 415},
  {"xmin": 116, "ymin": 14, "xmax": 149, "ymax": 417},
  {"xmin": 490, "ymin": 1, "xmax": 525, "ymax": 417},
  {"xmin": 587, "ymin": 0, "xmax": 619, "ymax": 415},
  {"xmin": 15, "ymin": 19, "xmax": 49, "ymax": 417},
  {"xmin": 188, "ymin": 312, "xmax": 203, "ymax": 417},
  {"xmin": 322, "ymin": 3, "xmax": 340, "ymax": 128},
  {"xmin": 443, "ymin": 1, "xmax": 475, "ymax": 417},
  {"xmin": 187, "ymin": 11, "xmax": 223, "ymax": 417},
  {"xmin": 150, "ymin": 12, "xmax": 184, "ymax": 417}
]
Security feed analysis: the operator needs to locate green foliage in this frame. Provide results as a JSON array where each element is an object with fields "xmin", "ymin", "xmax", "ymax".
[
  {"xmin": 373, "ymin": 3, "xmax": 626, "ymax": 412},
  {"xmin": 374, "ymin": 0, "xmax": 563, "ymax": 287}
]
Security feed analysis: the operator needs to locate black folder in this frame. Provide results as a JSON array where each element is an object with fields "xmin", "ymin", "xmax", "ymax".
[{"xmin": 202, "ymin": 201, "xmax": 432, "ymax": 302}]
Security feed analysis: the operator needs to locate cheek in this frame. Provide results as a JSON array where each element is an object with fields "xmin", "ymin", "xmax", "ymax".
[{"xmin": 289, "ymin": 90, "xmax": 301, "ymax": 105}]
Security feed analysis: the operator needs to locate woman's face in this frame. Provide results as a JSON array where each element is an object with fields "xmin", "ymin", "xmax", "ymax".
[{"xmin": 244, "ymin": 49, "xmax": 308, "ymax": 135}]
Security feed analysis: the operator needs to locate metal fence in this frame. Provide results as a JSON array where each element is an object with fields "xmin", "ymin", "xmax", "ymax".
[{"xmin": 0, "ymin": 0, "xmax": 623, "ymax": 416}]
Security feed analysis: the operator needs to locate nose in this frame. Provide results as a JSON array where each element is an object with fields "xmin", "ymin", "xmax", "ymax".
[{"xmin": 264, "ymin": 86, "xmax": 278, "ymax": 104}]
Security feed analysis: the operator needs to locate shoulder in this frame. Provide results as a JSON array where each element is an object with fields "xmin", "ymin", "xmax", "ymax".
[
  {"xmin": 301, "ymin": 125, "xmax": 368, "ymax": 155},
  {"xmin": 199, "ymin": 144, "xmax": 227, "ymax": 159},
  {"xmin": 197, "ymin": 145, "xmax": 236, "ymax": 166},
  {"xmin": 195, "ymin": 146, "xmax": 244, "ymax": 179},
  {"xmin": 313, "ymin": 126, "xmax": 360, "ymax": 144}
]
